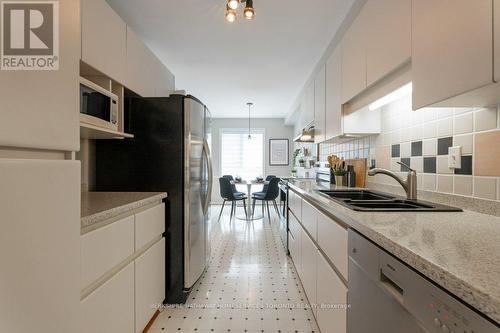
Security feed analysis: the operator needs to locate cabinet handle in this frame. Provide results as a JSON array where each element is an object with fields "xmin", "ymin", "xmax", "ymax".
[{"xmin": 352, "ymin": 247, "xmax": 357, "ymax": 254}]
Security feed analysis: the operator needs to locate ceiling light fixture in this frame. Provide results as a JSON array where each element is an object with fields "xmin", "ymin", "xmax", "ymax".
[
  {"xmin": 247, "ymin": 102, "xmax": 253, "ymax": 139},
  {"xmin": 225, "ymin": 4, "xmax": 237, "ymax": 23},
  {"xmin": 227, "ymin": 0, "xmax": 240, "ymax": 10},
  {"xmin": 225, "ymin": 0, "xmax": 255, "ymax": 23},
  {"xmin": 243, "ymin": 0, "xmax": 255, "ymax": 19}
]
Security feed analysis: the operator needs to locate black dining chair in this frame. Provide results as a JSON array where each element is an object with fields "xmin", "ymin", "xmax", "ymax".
[
  {"xmin": 251, "ymin": 177, "xmax": 281, "ymax": 220},
  {"xmin": 252, "ymin": 175, "xmax": 276, "ymax": 197},
  {"xmin": 218, "ymin": 177, "xmax": 248, "ymax": 221},
  {"xmin": 222, "ymin": 175, "xmax": 245, "ymax": 197}
]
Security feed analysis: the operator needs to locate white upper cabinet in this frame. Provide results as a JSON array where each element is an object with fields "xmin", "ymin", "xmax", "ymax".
[
  {"xmin": 341, "ymin": 7, "xmax": 367, "ymax": 103},
  {"xmin": 126, "ymin": 27, "xmax": 156, "ymax": 97},
  {"xmin": 0, "ymin": 0, "xmax": 80, "ymax": 151},
  {"xmin": 81, "ymin": 0, "xmax": 127, "ymax": 84},
  {"xmin": 365, "ymin": 0, "xmax": 411, "ymax": 86},
  {"xmin": 314, "ymin": 65, "xmax": 326, "ymax": 143},
  {"xmin": 412, "ymin": 0, "xmax": 493, "ymax": 109},
  {"xmin": 155, "ymin": 62, "xmax": 176, "ymax": 97},
  {"xmin": 300, "ymin": 81, "xmax": 315, "ymax": 129},
  {"xmin": 325, "ymin": 46, "xmax": 342, "ymax": 140}
]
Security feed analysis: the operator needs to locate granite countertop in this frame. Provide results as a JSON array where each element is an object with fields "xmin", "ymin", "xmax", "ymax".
[
  {"xmin": 81, "ymin": 192, "xmax": 168, "ymax": 229},
  {"xmin": 286, "ymin": 179, "xmax": 500, "ymax": 324}
]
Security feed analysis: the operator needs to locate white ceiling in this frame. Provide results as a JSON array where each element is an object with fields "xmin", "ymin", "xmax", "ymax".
[{"xmin": 107, "ymin": 0, "xmax": 354, "ymax": 118}]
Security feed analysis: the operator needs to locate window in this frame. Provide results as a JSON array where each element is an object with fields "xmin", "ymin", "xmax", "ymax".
[{"xmin": 220, "ymin": 128, "xmax": 264, "ymax": 180}]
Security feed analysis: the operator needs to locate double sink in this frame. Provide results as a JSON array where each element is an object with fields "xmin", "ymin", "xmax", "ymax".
[{"xmin": 318, "ymin": 190, "xmax": 462, "ymax": 212}]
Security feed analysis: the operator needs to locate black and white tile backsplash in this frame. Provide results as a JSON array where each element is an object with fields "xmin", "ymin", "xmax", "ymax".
[{"xmin": 319, "ymin": 93, "xmax": 500, "ymax": 201}]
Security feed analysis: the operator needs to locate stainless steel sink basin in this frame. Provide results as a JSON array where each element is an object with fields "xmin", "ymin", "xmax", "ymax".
[
  {"xmin": 318, "ymin": 190, "xmax": 394, "ymax": 201},
  {"xmin": 317, "ymin": 190, "xmax": 462, "ymax": 212}
]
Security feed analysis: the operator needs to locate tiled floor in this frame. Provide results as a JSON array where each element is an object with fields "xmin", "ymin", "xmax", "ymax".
[{"xmin": 150, "ymin": 204, "xmax": 320, "ymax": 333}]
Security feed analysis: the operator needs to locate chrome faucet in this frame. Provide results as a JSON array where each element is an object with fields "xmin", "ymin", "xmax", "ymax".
[{"xmin": 368, "ymin": 162, "xmax": 418, "ymax": 200}]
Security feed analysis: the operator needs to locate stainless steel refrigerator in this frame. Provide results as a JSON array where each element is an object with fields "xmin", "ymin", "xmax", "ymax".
[{"xmin": 95, "ymin": 93, "xmax": 213, "ymax": 303}]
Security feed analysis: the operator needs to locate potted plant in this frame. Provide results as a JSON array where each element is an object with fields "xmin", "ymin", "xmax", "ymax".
[
  {"xmin": 298, "ymin": 158, "xmax": 305, "ymax": 167},
  {"xmin": 333, "ymin": 168, "xmax": 346, "ymax": 186}
]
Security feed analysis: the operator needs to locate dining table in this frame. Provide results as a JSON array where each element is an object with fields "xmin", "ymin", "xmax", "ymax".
[{"xmin": 231, "ymin": 180, "xmax": 269, "ymax": 220}]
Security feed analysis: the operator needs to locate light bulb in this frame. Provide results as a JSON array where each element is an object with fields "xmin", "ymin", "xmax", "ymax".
[
  {"xmin": 228, "ymin": 0, "xmax": 239, "ymax": 10},
  {"xmin": 225, "ymin": 8, "xmax": 236, "ymax": 22},
  {"xmin": 243, "ymin": 0, "xmax": 255, "ymax": 19}
]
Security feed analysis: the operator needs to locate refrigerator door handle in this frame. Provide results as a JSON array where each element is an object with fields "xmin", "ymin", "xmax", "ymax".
[{"xmin": 202, "ymin": 139, "xmax": 213, "ymax": 215}]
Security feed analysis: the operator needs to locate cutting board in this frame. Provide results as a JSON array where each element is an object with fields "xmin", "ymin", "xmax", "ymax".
[{"xmin": 345, "ymin": 158, "xmax": 367, "ymax": 188}]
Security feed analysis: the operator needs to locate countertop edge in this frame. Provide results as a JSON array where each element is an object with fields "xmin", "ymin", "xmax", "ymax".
[
  {"xmin": 81, "ymin": 192, "xmax": 168, "ymax": 229},
  {"xmin": 286, "ymin": 182, "xmax": 499, "ymax": 324}
]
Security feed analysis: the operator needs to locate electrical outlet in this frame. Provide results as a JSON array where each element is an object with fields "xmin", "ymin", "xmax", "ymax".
[{"xmin": 448, "ymin": 146, "xmax": 462, "ymax": 169}]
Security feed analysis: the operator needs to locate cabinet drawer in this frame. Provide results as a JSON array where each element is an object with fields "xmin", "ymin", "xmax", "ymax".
[
  {"xmin": 135, "ymin": 238, "xmax": 165, "ymax": 333},
  {"xmin": 81, "ymin": 262, "xmax": 135, "ymax": 333},
  {"xmin": 135, "ymin": 203, "xmax": 165, "ymax": 250},
  {"xmin": 81, "ymin": 215, "xmax": 135, "ymax": 289},
  {"xmin": 288, "ymin": 212, "xmax": 301, "ymax": 239},
  {"xmin": 301, "ymin": 231, "xmax": 318, "ymax": 316},
  {"xmin": 317, "ymin": 251, "xmax": 347, "ymax": 333},
  {"xmin": 288, "ymin": 226, "xmax": 301, "ymax": 272},
  {"xmin": 301, "ymin": 200, "xmax": 317, "ymax": 241},
  {"xmin": 317, "ymin": 212, "xmax": 348, "ymax": 280},
  {"xmin": 348, "ymin": 229, "xmax": 380, "ymax": 282},
  {"xmin": 288, "ymin": 190, "xmax": 302, "ymax": 220}
]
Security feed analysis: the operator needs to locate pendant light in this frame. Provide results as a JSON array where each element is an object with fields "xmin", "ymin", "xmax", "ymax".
[
  {"xmin": 247, "ymin": 102, "xmax": 253, "ymax": 139},
  {"xmin": 225, "ymin": 4, "xmax": 237, "ymax": 22},
  {"xmin": 227, "ymin": 0, "xmax": 240, "ymax": 10},
  {"xmin": 243, "ymin": 0, "xmax": 255, "ymax": 20}
]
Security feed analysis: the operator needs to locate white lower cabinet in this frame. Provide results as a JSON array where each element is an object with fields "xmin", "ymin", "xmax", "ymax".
[
  {"xmin": 316, "ymin": 251, "xmax": 347, "ymax": 333},
  {"xmin": 81, "ymin": 263, "xmax": 135, "ymax": 333},
  {"xmin": 135, "ymin": 238, "xmax": 166, "ymax": 333},
  {"xmin": 300, "ymin": 230, "xmax": 318, "ymax": 317}
]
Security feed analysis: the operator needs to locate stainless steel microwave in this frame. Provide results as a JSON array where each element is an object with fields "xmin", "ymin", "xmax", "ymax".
[{"xmin": 79, "ymin": 77, "xmax": 118, "ymax": 131}]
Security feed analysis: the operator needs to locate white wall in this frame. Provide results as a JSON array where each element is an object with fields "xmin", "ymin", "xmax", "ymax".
[{"xmin": 210, "ymin": 118, "xmax": 294, "ymax": 203}]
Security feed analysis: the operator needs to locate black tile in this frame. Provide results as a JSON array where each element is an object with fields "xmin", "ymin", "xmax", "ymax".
[
  {"xmin": 400, "ymin": 158, "xmax": 411, "ymax": 172},
  {"xmin": 423, "ymin": 157, "xmax": 436, "ymax": 173},
  {"xmin": 411, "ymin": 141, "xmax": 423, "ymax": 157},
  {"xmin": 391, "ymin": 144, "xmax": 400, "ymax": 158},
  {"xmin": 454, "ymin": 155, "xmax": 473, "ymax": 175},
  {"xmin": 437, "ymin": 137, "xmax": 453, "ymax": 155}
]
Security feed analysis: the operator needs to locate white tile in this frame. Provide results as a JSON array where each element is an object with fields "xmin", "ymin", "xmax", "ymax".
[
  {"xmin": 454, "ymin": 107, "xmax": 474, "ymax": 115},
  {"xmin": 437, "ymin": 117, "xmax": 453, "ymax": 137},
  {"xmin": 454, "ymin": 112, "xmax": 473, "ymax": 135},
  {"xmin": 454, "ymin": 175, "xmax": 473, "ymax": 196},
  {"xmin": 411, "ymin": 110, "xmax": 424, "ymax": 125},
  {"xmin": 437, "ymin": 155, "xmax": 452, "ymax": 174},
  {"xmin": 423, "ymin": 121, "xmax": 438, "ymax": 139},
  {"xmin": 400, "ymin": 142, "xmax": 411, "ymax": 158},
  {"xmin": 474, "ymin": 177, "xmax": 497, "ymax": 200},
  {"xmin": 423, "ymin": 174, "xmax": 437, "ymax": 191},
  {"xmin": 437, "ymin": 108, "xmax": 454, "ymax": 119},
  {"xmin": 423, "ymin": 138, "xmax": 437, "ymax": 156},
  {"xmin": 437, "ymin": 175, "xmax": 453, "ymax": 193},
  {"xmin": 401, "ymin": 128, "xmax": 412, "ymax": 142},
  {"xmin": 411, "ymin": 125, "xmax": 423, "ymax": 141},
  {"xmin": 423, "ymin": 108, "xmax": 438, "ymax": 122},
  {"xmin": 410, "ymin": 157, "xmax": 423, "ymax": 173},
  {"xmin": 453, "ymin": 134, "xmax": 473, "ymax": 155},
  {"xmin": 391, "ymin": 130, "xmax": 401, "ymax": 144},
  {"xmin": 474, "ymin": 107, "xmax": 497, "ymax": 132},
  {"xmin": 391, "ymin": 158, "xmax": 399, "ymax": 172}
]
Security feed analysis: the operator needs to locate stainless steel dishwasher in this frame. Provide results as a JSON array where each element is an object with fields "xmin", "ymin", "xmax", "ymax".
[{"xmin": 347, "ymin": 230, "xmax": 499, "ymax": 333}]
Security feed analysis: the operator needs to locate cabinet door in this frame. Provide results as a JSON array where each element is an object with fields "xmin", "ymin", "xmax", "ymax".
[
  {"xmin": 300, "ymin": 230, "xmax": 318, "ymax": 316},
  {"xmin": 135, "ymin": 203, "xmax": 165, "ymax": 250},
  {"xmin": 288, "ymin": 214, "xmax": 302, "ymax": 274},
  {"xmin": 314, "ymin": 65, "xmax": 326, "ymax": 143},
  {"xmin": 301, "ymin": 81, "xmax": 315, "ymax": 128},
  {"xmin": 0, "ymin": 0, "xmax": 80, "ymax": 151},
  {"xmin": 288, "ymin": 190, "xmax": 302, "ymax": 221},
  {"xmin": 365, "ymin": 0, "xmax": 411, "ymax": 86},
  {"xmin": 316, "ymin": 251, "xmax": 347, "ymax": 333},
  {"xmin": 81, "ymin": 0, "xmax": 127, "ymax": 84},
  {"xmin": 412, "ymin": 0, "xmax": 493, "ymax": 109},
  {"xmin": 325, "ymin": 46, "xmax": 342, "ymax": 140},
  {"xmin": 126, "ymin": 27, "xmax": 156, "ymax": 97},
  {"xmin": 301, "ymin": 200, "xmax": 317, "ymax": 241},
  {"xmin": 155, "ymin": 62, "xmax": 176, "ymax": 97},
  {"xmin": 341, "ymin": 7, "xmax": 367, "ymax": 103},
  {"xmin": 317, "ymin": 212, "xmax": 348, "ymax": 280},
  {"xmin": 0, "ymin": 160, "xmax": 80, "ymax": 333},
  {"xmin": 495, "ymin": 0, "xmax": 500, "ymax": 82},
  {"xmin": 81, "ymin": 263, "xmax": 135, "ymax": 333},
  {"xmin": 135, "ymin": 239, "xmax": 165, "ymax": 333}
]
